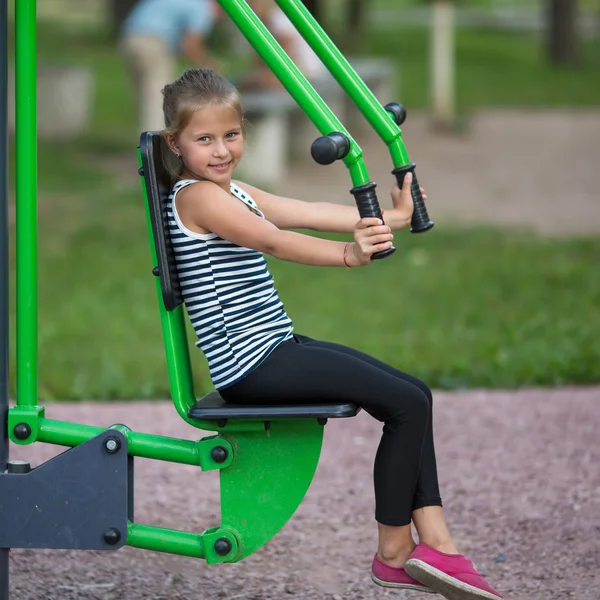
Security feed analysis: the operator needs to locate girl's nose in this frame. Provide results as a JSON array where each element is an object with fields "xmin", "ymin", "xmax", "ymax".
[{"xmin": 213, "ymin": 140, "xmax": 228, "ymax": 157}]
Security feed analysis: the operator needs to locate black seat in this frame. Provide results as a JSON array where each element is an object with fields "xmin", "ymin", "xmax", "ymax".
[
  {"xmin": 188, "ymin": 392, "xmax": 359, "ymax": 421},
  {"xmin": 139, "ymin": 131, "xmax": 360, "ymax": 423}
]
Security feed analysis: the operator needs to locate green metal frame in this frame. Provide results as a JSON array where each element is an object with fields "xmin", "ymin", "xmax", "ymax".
[
  {"xmin": 5, "ymin": 0, "xmax": 409, "ymax": 566},
  {"xmin": 273, "ymin": 0, "xmax": 412, "ymax": 167}
]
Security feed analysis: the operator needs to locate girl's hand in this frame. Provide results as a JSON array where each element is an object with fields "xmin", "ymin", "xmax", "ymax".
[
  {"xmin": 346, "ymin": 218, "xmax": 394, "ymax": 266},
  {"xmin": 387, "ymin": 172, "xmax": 428, "ymax": 229}
]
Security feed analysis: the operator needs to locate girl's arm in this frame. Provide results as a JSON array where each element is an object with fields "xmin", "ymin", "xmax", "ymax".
[
  {"xmin": 233, "ymin": 176, "xmax": 422, "ymax": 233},
  {"xmin": 176, "ymin": 181, "xmax": 393, "ymax": 267}
]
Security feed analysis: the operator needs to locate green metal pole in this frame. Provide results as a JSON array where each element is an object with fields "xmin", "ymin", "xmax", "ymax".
[
  {"xmin": 275, "ymin": 0, "xmax": 410, "ymax": 167},
  {"xmin": 270, "ymin": 0, "xmax": 434, "ymax": 233},
  {"xmin": 37, "ymin": 419, "xmax": 203, "ymax": 466},
  {"xmin": 274, "ymin": 0, "xmax": 410, "ymax": 166},
  {"xmin": 0, "ymin": 0, "xmax": 10, "ymax": 596},
  {"xmin": 15, "ymin": 0, "xmax": 37, "ymax": 408},
  {"xmin": 216, "ymin": 0, "xmax": 369, "ymax": 186}
]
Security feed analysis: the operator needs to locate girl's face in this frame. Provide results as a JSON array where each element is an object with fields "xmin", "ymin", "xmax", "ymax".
[{"xmin": 173, "ymin": 104, "xmax": 244, "ymax": 191}]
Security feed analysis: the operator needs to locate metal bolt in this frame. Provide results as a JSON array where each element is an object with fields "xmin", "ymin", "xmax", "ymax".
[
  {"xmin": 210, "ymin": 446, "xmax": 228, "ymax": 464},
  {"xmin": 13, "ymin": 423, "xmax": 31, "ymax": 440},
  {"xmin": 214, "ymin": 537, "xmax": 232, "ymax": 556},
  {"xmin": 104, "ymin": 436, "xmax": 121, "ymax": 454},
  {"xmin": 103, "ymin": 528, "xmax": 121, "ymax": 545}
]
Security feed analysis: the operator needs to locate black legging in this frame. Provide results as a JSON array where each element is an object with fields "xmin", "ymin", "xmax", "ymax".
[{"xmin": 220, "ymin": 334, "xmax": 442, "ymax": 526}]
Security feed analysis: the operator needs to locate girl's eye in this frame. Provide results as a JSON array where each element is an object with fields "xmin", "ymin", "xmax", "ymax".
[
  {"xmin": 198, "ymin": 136, "xmax": 210, "ymax": 143},
  {"xmin": 226, "ymin": 131, "xmax": 240, "ymax": 139}
]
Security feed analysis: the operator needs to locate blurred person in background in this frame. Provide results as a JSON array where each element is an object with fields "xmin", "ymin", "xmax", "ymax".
[
  {"xmin": 237, "ymin": 0, "xmax": 327, "ymax": 90},
  {"xmin": 120, "ymin": 0, "xmax": 222, "ymax": 132}
]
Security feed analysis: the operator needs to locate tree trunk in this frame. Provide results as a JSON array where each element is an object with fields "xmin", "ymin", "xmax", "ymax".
[
  {"xmin": 344, "ymin": 0, "xmax": 366, "ymax": 53},
  {"xmin": 547, "ymin": 0, "xmax": 580, "ymax": 66},
  {"xmin": 430, "ymin": 0, "xmax": 455, "ymax": 131},
  {"xmin": 302, "ymin": 0, "xmax": 322, "ymax": 21}
]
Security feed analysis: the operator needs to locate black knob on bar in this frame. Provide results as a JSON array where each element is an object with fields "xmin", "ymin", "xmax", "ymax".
[
  {"xmin": 311, "ymin": 132, "xmax": 351, "ymax": 165},
  {"xmin": 210, "ymin": 446, "xmax": 229, "ymax": 464},
  {"xmin": 392, "ymin": 163, "xmax": 434, "ymax": 234},
  {"xmin": 350, "ymin": 182, "xmax": 395, "ymax": 260},
  {"xmin": 384, "ymin": 102, "xmax": 407, "ymax": 126},
  {"xmin": 13, "ymin": 423, "xmax": 31, "ymax": 440},
  {"xmin": 214, "ymin": 538, "xmax": 233, "ymax": 556}
]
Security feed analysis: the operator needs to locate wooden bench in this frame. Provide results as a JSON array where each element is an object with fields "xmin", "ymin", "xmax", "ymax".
[{"xmin": 239, "ymin": 58, "xmax": 398, "ymax": 185}]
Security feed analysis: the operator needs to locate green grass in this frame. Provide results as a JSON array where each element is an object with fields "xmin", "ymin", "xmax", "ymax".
[
  {"xmin": 5, "ymin": 21, "xmax": 600, "ymax": 399},
  {"xmin": 9, "ymin": 197, "xmax": 600, "ymax": 399}
]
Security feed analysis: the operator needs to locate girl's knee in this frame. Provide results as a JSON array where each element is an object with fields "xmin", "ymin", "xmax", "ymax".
[
  {"xmin": 393, "ymin": 387, "xmax": 429, "ymax": 426},
  {"xmin": 412, "ymin": 389, "xmax": 431, "ymax": 421},
  {"xmin": 413, "ymin": 379, "xmax": 433, "ymax": 405}
]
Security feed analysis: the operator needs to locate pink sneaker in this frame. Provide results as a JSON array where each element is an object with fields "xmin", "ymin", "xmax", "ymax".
[
  {"xmin": 371, "ymin": 554, "xmax": 436, "ymax": 593},
  {"xmin": 404, "ymin": 544, "xmax": 503, "ymax": 600}
]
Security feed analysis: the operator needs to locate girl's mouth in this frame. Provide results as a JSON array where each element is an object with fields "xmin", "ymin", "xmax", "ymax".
[{"xmin": 209, "ymin": 160, "xmax": 232, "ymax": 172}]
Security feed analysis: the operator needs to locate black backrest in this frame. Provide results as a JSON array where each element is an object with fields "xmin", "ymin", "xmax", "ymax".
[{"xmin": 139, "ymin": 131, "xmax": 183, "ymax": 311}]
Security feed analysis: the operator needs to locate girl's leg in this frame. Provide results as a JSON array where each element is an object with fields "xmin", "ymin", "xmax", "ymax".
[
  {"xmin": 292, "ymin": 337, "xmax": 458, "ymax": 556},
  {"xmin": 221, "ymin": 336, "xmax": 431, "ymax": 539},
  {"xmin": 295, "ymin": 336, "xmax": 442, "ymax": 511},
  {"xmin": 221, "ymin": 335, "xmax": 448, "ymax": 564}
]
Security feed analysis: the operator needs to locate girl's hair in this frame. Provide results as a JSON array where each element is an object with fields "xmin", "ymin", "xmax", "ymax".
[{"xmin": 160, "ymin": 68, "xmax": 246, "ymax": 183}]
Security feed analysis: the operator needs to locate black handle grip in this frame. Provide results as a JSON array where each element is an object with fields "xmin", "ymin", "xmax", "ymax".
[
  {"xmin": 393, "ymin": 163, "xmax": 434, "ymax": 233},
  {"xmin": 350, "ymin": 182, "xmax": 395, "ymax": 260}
]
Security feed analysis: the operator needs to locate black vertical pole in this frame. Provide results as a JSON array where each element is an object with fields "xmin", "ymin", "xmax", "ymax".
[{"xmin": 0, "ymin": 0, "xmax": 10, "ymax": 597}]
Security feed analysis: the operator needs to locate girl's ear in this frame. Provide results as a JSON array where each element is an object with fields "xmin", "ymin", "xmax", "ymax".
[{"xmin": 163, "ymin": 133, "xmax": 180, "ymax": 157}]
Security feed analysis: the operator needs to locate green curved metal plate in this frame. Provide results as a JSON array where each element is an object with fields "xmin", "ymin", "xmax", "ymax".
[{"xmin": 219, "ymin": 419, "xmax": 323, "ymax": 561}]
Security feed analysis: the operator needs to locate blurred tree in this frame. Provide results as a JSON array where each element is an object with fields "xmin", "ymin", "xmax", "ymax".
[
  {"xmin": 302, "ymin": 0, "xmax": 322, "ymax": 21},
  {"xmin": 547, "ymin": 0, "xmax": 580, "ymax": 66},
  {"xmin": 344, "ymin": 0, "xmax": 366, "ymax": 52},
  {"xmin": 109, "ymin": 0, "xmax": 137, "ymax": 34}
]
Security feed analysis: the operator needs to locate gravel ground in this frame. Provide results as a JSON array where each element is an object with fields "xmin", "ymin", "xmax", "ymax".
[{"xmin": 6, "ymin": 387, "xmax": 600, "ymax": 600}]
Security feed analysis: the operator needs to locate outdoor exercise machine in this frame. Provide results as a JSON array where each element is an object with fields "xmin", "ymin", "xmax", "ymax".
[{"xmin": 0, "ymin": 0, "xmax": 433, "ymax": 598}]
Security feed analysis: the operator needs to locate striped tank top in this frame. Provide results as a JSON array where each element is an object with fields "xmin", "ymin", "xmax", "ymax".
[{"xmin": 168, "ymin": 179, "xmax": 294, "ymax": 389}]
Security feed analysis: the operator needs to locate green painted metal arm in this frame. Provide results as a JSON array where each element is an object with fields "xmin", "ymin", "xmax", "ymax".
[
  {"xmin": 275, "ymin": 0, "xmax": 406, "ymax": 162},
  {"xmin": 216, "ymin": 0, "xmax": 396, "ymax": 256},
  {"xmin": 273, "ymin": 0, "xmax": 434, "ymax": 233},
  {"xmin": 216, "ymin": 0, "xmax": 369, "ymax": 186}
]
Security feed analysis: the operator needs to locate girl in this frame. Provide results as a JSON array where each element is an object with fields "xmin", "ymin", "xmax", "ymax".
[{"xmin": 161, "ymin": 68, "xmax": 503, "ymax": 600}]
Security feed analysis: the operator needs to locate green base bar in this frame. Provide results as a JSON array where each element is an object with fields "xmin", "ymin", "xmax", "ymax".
[
  {"xmin": 127, "ymin": 522, "xmax": 207, "ymax": 559},
  {"xmin": 34, "ymin": 419, "xmax": 203, "ymax": 466}
]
